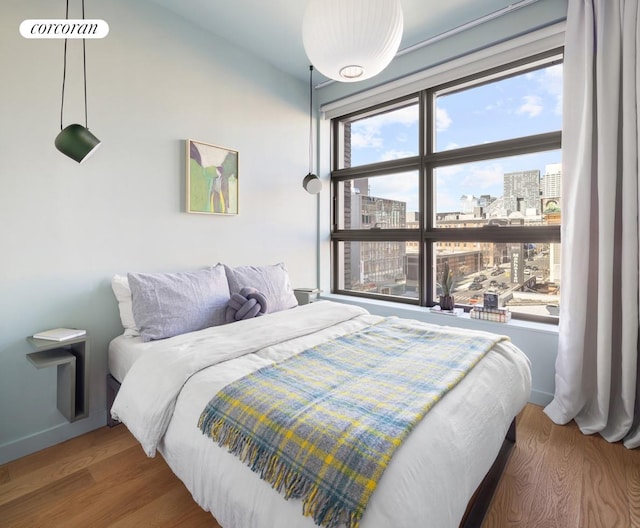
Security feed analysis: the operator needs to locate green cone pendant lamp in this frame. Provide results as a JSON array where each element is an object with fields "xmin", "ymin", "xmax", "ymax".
[
  {"xmin": 55, "ymin": 124, "xmax": 100, "ymax": 163},
  {"xmin": 55, "ymin": 0, "xmax": 100, "ymax": 163}
]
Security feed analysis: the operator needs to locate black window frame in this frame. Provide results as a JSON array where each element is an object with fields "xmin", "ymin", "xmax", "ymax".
[{"xmin": 330, "ymin": 47, "xmax": 563, "ymax": 324}]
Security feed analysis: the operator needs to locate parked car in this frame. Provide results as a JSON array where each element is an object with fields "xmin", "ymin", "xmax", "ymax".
[
  {"xmin": 469, "ymin": 282, "xmax": 483, "ymax": 291},
  {"xmin": 491, "ymin": 268, "xmax": 504, "ymax": 276}
]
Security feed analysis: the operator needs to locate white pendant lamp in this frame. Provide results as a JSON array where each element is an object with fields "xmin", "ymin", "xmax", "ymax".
[{"xmin": 302, "ymin": 0, "xmax": 403, "ymax": 83}]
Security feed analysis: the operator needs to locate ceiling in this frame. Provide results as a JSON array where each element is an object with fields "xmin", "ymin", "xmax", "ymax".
[{"xmin": 146, "ymin": 0, "xmax": 533, "ymax": 83}]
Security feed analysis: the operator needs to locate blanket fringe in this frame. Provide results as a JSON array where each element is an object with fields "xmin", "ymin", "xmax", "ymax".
[{"xmin": 199, "ymin": 416, "xmax": 364, "ymax": 528}]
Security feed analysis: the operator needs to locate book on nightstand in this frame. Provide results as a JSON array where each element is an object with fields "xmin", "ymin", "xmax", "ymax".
[{"xmin": 32, "ymin": 328, "xmax": 86, "ymax": 342}]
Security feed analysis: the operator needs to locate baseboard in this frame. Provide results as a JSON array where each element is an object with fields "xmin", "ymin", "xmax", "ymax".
[
  {"xmin": 529, "ymin": 388, "xmax": 553, "ymax": 407},
  {"xmin": 0, "ymin": 410, "xmax": 106, "ymax": 465}
]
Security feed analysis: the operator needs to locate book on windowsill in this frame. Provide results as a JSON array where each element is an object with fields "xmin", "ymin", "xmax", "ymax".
[
  {"xmin": 470, "ymin": 306, "xmax": 511, "ymax": 323},
  {"xmin": 32, "ymin": 328, "xmax": 86, "ymax": 342}
]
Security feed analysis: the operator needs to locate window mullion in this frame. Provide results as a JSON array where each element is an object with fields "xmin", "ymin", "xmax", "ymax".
[{"xmin": 422, "ymin": 89, "xmax": 434, "ymax": 306}]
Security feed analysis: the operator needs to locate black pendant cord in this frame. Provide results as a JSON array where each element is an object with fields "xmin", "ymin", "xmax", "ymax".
[
  {"xmin": 82, "ymin": 0, "xmax": 88, "ymax": 129},
  {"xmin": 60, "ymin": 0, "xmax": 69, "ymax": 131},
  {"xmin": 60, "ymin": 0, "xmax": 89, "ymax": 131},
  {"xmin": 308, "ymin": 65, "xmax": 314, "ymax": 175}
]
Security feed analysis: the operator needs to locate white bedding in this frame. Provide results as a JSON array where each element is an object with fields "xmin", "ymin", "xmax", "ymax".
[
  {"xmin": 108, "ymin": 334, "xmax": 145, "ymax": 383},
  {"xmin": 111, "ymin": 301, "xmax": 531, "ymax": 528}
]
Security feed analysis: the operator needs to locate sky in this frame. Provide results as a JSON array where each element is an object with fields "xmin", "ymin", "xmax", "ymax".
[{"xmin": 349, "ymin": 63, "xmax": 563, "ymax": 213}]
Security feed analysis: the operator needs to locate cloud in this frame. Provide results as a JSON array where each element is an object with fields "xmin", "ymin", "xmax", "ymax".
[
  {"xmin": 543, "ymin": 64, "xmax": 563, "ymax": 115},
  {"xmin": 484, "ymin": 99, "xmax": 503, "ymax": 112},
  {"xmin": 436, "ymin": 107, "xmax": 452, "ymax": 132},
  {"xmin": 517, "ymin": 95, "xmax": 543, "ymax": 117},
  {"xmin": 436, "ymin": 164, "xmax": 464, "ymax": 178},
  {"xmin": 380, "ymin": 150, "xmax": 416, "ymax": 161},
  {"xmin": 527, "ymin": 64, "xmax": 563, "ymax": 116},
  {"xmin": 351, "ymin": 127, "xmax": 383, "ymax": 149},
  {"xmin": 440, "ymin": 141, "xmax": 461, "ymax": 151},
  {"xmin": 367, "ymin": 172, "xmax": 419, "ymax": 211},
  {"xmin": 435, "ymin": 193, "xmax": 460, "ymax": 212},
  {"xmin": 460, "ymin": 163, "xmax": 505, "ymax": 190},
  {"xmin": 350, "ymin": 105, "xmax": 417, "ymax": 150},
  {"xmin": 437, "ymin": 162, "xmax": 504, "ymax": 194}
]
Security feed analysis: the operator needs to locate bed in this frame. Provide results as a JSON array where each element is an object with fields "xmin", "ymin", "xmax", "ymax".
[{"xmin": 108, "ymin": 269, "xmax": 531, "ymax": 528}]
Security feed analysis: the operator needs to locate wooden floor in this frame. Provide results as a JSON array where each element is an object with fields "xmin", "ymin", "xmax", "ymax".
[
  {"xmin": 1, "ymin": 404, "xmax": 639, "ymax": 527},
  {"xmin": 484, "ymin": 404, "xmax": 640, "ymax": 528}
]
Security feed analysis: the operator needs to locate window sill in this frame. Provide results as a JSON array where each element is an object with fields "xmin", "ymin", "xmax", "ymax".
[{"xmin": 319, "ymin": 293, "xmax": 559, "ymax": 336}]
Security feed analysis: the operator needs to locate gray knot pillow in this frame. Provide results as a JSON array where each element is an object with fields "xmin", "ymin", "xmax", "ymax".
[{"xmin": 225, "ymin": 287, "xmax": 268, "ymax": 323}]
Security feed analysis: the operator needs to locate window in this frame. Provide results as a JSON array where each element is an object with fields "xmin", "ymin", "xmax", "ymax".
[{"xmin": 330, "ymin": 50, "xmax": 562, "ymax": 323}]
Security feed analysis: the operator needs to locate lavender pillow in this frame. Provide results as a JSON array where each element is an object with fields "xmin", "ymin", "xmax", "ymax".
[
  {"xmin": 128, "ymin": 265, "xmax": 230, "ymax": 342},
  {"xmin": 224, "ymin": 262, "xmax": 298, "ymax": 314}
]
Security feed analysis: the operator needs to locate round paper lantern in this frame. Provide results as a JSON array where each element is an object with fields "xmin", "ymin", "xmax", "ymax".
[{"xmin": 302, "ymin": 0, "xmax": 403, "ymax": 83}]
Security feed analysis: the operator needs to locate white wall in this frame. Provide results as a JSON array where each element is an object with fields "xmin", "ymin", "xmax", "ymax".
[{"xmin": 0, "ymin": 0, "xmax": 317, "ymax": 463}]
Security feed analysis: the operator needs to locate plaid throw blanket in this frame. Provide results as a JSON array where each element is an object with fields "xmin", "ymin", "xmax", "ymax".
[{"xmin": 199, "ymin": 318, "xmax": 507, "ymax": 528}]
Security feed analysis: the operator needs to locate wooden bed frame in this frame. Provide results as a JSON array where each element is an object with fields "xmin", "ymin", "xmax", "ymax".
[{"xmin": 106, "ymin": 373, "xmax": 515, "ymax": 527}]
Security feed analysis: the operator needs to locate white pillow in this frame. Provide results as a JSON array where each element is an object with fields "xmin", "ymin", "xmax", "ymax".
[
  {"xmin": 128, "ymin": 265, "xmax": 231, "ymax": 342},
  {"xmin": 224, "ymin": 262, "xmax": 298, "ymax": 314},
  {"xmin": 111, "ymin": 274, "xmax": 139, "ymax": 337}
]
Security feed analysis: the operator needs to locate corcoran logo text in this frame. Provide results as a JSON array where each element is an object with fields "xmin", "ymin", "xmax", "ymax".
[{"xmin": 20, "ymin": 19, "xmax": 109, "ymax": 39}]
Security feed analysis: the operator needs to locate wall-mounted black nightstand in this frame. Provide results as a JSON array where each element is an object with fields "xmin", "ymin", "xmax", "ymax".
[{"xmin": 26, "ymin": 334, "xmax": 89, "ymax": 422}]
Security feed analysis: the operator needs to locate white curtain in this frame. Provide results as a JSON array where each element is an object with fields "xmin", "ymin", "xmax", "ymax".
[{"xmin": 544, "ymin": 0, "xmax": 640, "ymax": 448}]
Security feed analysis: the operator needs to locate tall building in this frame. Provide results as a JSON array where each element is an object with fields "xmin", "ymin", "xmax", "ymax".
[
  {"xmin": 343, "ymin": 180, "xmax": 408, "ymax": 294},
  {"xmin": 541, "ymin": 163, "xmax": 562, "ymax": 198},
  {"xmin": 541, "ymin": 163, "xmax": 562, "ymax": 284},
  {"xmin": 503, "ymin": 170, "xmax": 541, "ymax": 215},
  {"xmin": 460, "ymin": 194, "xmax": 476, "ymax": 213},
  {"xmin": 405, "ymin": 212, "xmax": 420, "ymax": 254},
  {"xmin": 477, "ymin": 194, "xmax": 496, "ymax": 208}
]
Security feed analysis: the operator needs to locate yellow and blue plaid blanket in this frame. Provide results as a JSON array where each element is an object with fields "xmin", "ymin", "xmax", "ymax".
[{"xmin": 198, "ymin": 318, "xmax": 507, "ymax": 528}]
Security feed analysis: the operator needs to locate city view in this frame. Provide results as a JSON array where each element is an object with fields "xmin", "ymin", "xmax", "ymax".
[{"xmin": 339, "ymin": 161, "xmax": 561, "ymax": 318}]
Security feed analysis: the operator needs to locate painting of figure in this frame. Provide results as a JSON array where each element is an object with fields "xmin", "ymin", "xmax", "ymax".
[{"xmin": 187, "ymin": 139, "xmax": 238, "ymax": 215}]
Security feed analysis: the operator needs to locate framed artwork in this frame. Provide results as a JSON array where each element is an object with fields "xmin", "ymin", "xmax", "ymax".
[{"xmin": 186, "ymin": 139, "xmax": 238, "ymax": 215}]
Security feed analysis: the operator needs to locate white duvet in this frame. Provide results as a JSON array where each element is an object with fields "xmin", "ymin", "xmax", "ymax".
[{"xmin": 111, "ymin": 301, "xmax": 531, "ymax": 528}]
